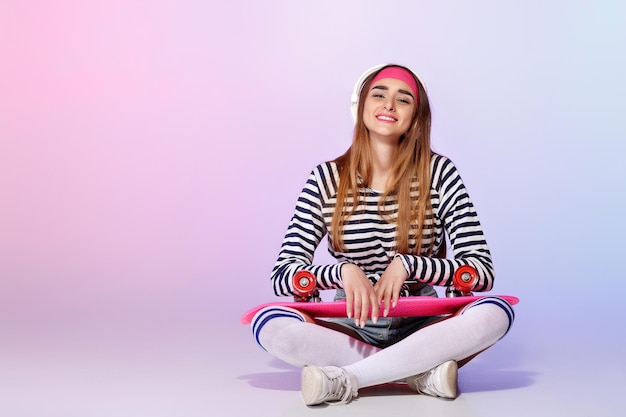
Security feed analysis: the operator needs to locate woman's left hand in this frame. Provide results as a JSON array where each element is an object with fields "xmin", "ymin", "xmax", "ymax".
[{"xmin": 374, "ymin": 257, "xmax": 409, "ymax": 317}]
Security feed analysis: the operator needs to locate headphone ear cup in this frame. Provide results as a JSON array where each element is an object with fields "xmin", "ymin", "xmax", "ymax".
[
  {"xmin": 350, "ymin": 94, "xmax": 359, "ymax": 123},
  {"xmin": 351, "ymin": 65, "xmax": 384, "ymax": 124}
]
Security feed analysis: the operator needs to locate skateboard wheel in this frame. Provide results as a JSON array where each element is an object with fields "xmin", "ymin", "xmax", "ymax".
[
  {"xmin": 293, "ymin": 270, "xmax": 316, "ymax": 297},
  {"xmin": 453, "ymin": 265, "xmax": 478, "ymax": 293}
]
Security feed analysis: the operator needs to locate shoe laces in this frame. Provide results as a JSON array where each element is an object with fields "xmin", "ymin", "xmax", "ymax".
[
  {"xmin": 324, "ymin": 368, "xmax": 357, "ymax": 405},
  {"xmin": 414, "ymin": 368, "xmax": 440, "ymax": 396}
]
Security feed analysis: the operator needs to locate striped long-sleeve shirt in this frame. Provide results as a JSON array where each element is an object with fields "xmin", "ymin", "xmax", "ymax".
[{"xmin": 270, "ymin": 153, "xmax": 495, "ymax": 297}]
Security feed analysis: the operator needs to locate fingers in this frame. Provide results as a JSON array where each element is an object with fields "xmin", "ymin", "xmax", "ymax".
[
  {"xmin": 345, "ymin": 289, "xmax": 354, "ymax": 320},
  {"xmin": 356, "ymin": 296, "xmax": 368, "ymax": 328},
  {"xmin": 376, "ymin": 257, "xmax": 409, "ymax": 317},
  {"xmin": 367, "ymin": 291, "xmax": 379, "ymax": 325},
  {"xmin": 377, "ymin": 286, "xmax": 389, "ymax": 317},
  {"xmin": 341, "ymin": 264, "xmax": 378, "ymax": 327},
  {"xmin": 344, "ymin": 284, "xmax": 370, "ymax": 327},
  {"xmin": 376, "ymin": 281, "xmax": 402, "ymax": 317},
  {"xmin": 351, "ymin": 291, "xmax": 377, "ymax": 328},
  {"xmin": 391, "ymin": 286, "xmax": 400, "ymax": 311},
  {"xmin": 382, "ymin": 287, "xmax": 394, "ymax": 318}
]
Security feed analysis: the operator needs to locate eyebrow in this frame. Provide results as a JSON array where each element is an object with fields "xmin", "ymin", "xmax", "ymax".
[{"xmin": 371, "ymin": 85, "xmax": 415, "ymax": 100}]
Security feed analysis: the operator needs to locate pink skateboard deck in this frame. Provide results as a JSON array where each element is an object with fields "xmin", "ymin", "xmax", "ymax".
[{"xmin": 240, "ymin": 295, "xmax": 519, "ymax": 324}]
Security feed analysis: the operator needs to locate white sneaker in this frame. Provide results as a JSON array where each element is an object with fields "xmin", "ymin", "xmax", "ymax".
[
  {"xmin": 407, "ymin": 360, "xmax": 458, "ymax": 399},
  {"xmin": 301, "ymin": 365, "xmax": 358, "ymax": 406}
]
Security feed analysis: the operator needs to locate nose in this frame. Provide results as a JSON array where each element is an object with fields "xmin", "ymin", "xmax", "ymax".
[{"xmin": 383, "ymin": 98, "xmax": 395, "ymax": 111}]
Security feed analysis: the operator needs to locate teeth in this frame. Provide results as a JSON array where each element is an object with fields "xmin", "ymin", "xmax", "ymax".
[{"xmin": 377, "ymin": 115, "xmax": 396, "ymax": 121}]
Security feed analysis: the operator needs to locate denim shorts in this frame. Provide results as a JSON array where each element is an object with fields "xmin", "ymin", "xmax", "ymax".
[{"xmin": 325, "ymin": 285, "xmax": 442, "ymax": 349}]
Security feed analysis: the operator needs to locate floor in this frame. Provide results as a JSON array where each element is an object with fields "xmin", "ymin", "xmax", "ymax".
[{"xmin": 1, "ymin": 296, "xmax": 621, "ymax": 417}]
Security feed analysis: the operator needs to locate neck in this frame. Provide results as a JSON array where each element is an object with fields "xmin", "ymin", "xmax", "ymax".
[{"xmin": 369, "ymin": 139, "xmax": 398, "ymax": 191}]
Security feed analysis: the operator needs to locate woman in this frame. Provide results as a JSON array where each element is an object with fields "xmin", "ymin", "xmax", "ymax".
[{"xmin": 251, "ymin": 64, "xmax": 514, "ymax": 406}]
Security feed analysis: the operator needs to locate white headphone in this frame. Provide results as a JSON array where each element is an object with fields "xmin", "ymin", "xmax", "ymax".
[{"xmin": 350, "ymin": 64, "xmax": 427, "ymax": 123}]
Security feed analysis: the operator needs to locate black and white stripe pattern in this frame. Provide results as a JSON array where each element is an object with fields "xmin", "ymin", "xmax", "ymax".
[{"xmin": 271, "ymin": 154, "xmax": 495, "ymax": 297}]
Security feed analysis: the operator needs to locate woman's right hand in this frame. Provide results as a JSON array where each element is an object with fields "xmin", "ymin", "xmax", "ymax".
[{"xmin": 340, "ymin": 263, "xmax": 379, "ymax": 327}]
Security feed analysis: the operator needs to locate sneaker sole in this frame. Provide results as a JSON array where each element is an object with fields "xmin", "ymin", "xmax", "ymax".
[
  {"xmin": 301, "ymin": 366, "xmax": 325, "ymax": 406},
  {"xmin": 436, "ymin": 360, "xmax": 458, "ymax": 399}
]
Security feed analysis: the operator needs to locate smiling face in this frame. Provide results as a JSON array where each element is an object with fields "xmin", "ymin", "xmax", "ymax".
[{"xmin": 362, "ymin": 77, "xmax": 417, "ymax": 144}]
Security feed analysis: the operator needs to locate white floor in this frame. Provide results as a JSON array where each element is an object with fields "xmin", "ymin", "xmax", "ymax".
[{"xmin": 1, "ymin": 297, "xmax": 622, "ymax": 417}]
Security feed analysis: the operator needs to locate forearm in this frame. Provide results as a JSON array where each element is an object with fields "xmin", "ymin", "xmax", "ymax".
[
  {"xmin": 395, "ymin": 252, "xmax": 495, "ymax": 292},
  {"xmin": 271, "ymin": 255, "xmax": 347, "ymax": 297}
]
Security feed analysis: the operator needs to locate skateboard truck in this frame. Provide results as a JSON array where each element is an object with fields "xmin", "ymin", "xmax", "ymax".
[
  {"xmin": 292, "ymin": 270, "xmax": 321, "ymax": 302},
  {"xmin": 446, "ymin": 265, "xmax": 478, "ymax": 298}
]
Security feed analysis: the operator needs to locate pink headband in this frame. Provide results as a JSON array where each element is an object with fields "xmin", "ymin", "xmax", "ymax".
[{"xmin": 370, "ymin": 67, "xmax": 419, "ymax": 103}]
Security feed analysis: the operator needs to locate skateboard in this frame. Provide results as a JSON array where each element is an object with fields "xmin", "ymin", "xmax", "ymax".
[{"xmin": 241, "ymin": 266, "xmax": 519, "ymax": 325}]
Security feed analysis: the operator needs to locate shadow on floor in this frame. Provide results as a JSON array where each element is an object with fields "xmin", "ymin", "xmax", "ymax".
[{"xmin": 238, "ymin": 357, "xmax": 536, "ymax": 394}]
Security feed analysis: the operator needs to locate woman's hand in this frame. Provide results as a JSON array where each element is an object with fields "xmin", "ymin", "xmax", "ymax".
[
  {"xmin": 341, "ymin": 263, "xmax": 379, "ymax": 327},
  {"xmin": 375, "ymin": 256, "xmax": 409, "ymax": 317}
]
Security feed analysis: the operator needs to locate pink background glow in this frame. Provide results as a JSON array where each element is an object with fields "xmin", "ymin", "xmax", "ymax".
[{"xmin": 1, "ymin": 1, "xmax": 625, "ymax": 415}]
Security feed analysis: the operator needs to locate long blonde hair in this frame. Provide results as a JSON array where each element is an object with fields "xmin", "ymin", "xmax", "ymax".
[{"xmin": 331, "ymin": 65, "xmax": 437, "ymax": 256}]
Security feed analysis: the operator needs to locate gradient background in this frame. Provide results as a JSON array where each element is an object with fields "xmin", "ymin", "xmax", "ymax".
[{"xmin": 1, "ymin": 1, "xmax": 625, "ymax": 416}]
